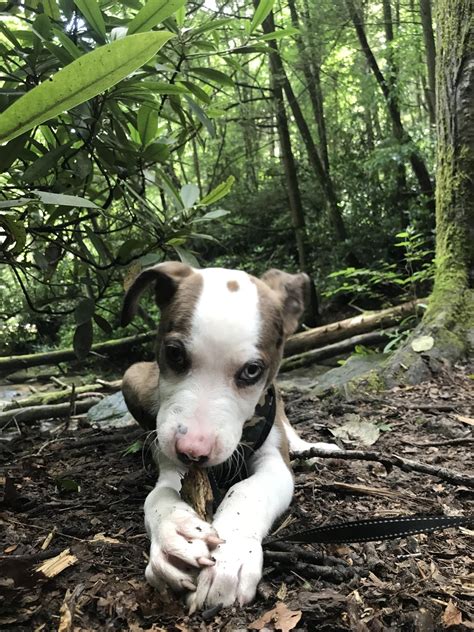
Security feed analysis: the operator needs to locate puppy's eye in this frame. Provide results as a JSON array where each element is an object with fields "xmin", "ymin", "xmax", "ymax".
[
  {"xmin": 236, "ymin": 361, "xmax": 265, "ymax": 387},
  {"xmin": 164, "ymin": 341, "xmax": 188, "ymax": 373}
]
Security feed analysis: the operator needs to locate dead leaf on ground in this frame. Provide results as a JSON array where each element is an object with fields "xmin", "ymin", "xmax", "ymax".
[
  {"xmin": 90, "ymin": 533, "xmax": 121, "ymax": 545},
  {"xmin": 249, "ymin": 601, "xmax": 302, "ymax": 632},
  {"xmin": 331, "ymin": 415, "xmax": 380, "ymax": 446},
  {"xmin": 411, "ymin": 335, "xmax": 434, "ymax": 352},
  {"xmin": 442, "ymin": 599, "xmax": 462, "ymax": 627}
]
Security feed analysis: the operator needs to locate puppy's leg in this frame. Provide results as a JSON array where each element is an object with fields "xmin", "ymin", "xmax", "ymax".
[
  {"xmin": 282, "ymin": 417, "xmax": 340, "ymax": 454},
  {"xmin": 188, "ymin": 426, "xmax": 294, "ymax": 611},
  {"xmin": 144, "ymin": 455, "xmax": 223, "ymax": 593}
]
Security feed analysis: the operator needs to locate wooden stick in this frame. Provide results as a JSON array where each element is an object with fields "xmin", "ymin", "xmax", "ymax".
[{"xmin": 291, "ymin": 448, "xmax": 474, "ymax": 488}]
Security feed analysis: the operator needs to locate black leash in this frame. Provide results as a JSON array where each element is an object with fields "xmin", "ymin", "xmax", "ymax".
[{"xmin": 266, "ymin": 514, "xmax": 472, "ymax": 546}]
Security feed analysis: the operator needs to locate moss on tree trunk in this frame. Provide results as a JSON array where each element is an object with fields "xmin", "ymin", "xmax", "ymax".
[{"xmin": 385, "ymin": 0, "xmax": 473, "ymax": 385}]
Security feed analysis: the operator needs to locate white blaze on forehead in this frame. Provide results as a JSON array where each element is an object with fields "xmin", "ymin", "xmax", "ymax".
[{"xmin": 191, "ymin": 268, "xmax": 260, "ymax": 362}]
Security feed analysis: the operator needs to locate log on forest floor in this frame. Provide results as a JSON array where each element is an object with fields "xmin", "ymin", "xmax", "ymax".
[
  {"xmin": 285, "ymin": 298, "xmax": 425, "ymax": 357},
  {"xmin": 0, "ymin": 398, "xmax": 101, "ymax": 426},
  {"xmin": 279, "ymin": 327, "xmax": 403, "ymax": 372},
  {"xmin": 2, "ymin": 379, "xmax": 122, "ymax": 412},
  {"xmin": 0, "ymin": 333, "xmax": 155, "ymax": 374}
]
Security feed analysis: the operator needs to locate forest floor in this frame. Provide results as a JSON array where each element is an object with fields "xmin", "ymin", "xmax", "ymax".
[{"xmin": 0, "ymin": 362, "xmax": 473, "ymax": 631}]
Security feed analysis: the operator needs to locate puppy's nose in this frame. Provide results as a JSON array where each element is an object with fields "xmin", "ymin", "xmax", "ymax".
[{"xmin": 175, "ymin": 433, "xmax": 213, "ymax": 466}]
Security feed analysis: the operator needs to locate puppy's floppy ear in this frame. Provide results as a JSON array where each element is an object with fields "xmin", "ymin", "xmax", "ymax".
[
  {"xmin": 121, "ymin": 261, "xmax": 193, "ymax": 327},
  {"xmin": 260, "ymin": 268, "xmax": 310, "ymax": 336}
]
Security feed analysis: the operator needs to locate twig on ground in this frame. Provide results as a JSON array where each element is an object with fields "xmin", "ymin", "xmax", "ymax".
[{"xmin": 291, "ymin": 448, "xmax": 474, "ymax": 488}]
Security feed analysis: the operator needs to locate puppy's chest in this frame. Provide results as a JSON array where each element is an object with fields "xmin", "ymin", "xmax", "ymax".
[{"xmin": 206, "ymin": 384, "xmax": 276, "ymax": 507}]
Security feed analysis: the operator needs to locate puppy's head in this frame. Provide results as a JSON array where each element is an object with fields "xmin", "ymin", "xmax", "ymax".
[{"xmin": 122, "ymin": 263, "xmax": 309, "ymax": 467}]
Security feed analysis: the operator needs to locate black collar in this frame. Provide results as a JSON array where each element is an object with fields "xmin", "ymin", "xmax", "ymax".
[{"xmin": 207, "ymin": 384, "xmax": 276, "ymax": 508}]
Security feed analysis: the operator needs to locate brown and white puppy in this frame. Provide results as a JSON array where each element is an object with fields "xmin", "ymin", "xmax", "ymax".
[{"xmin": 121, "ymin": 263, "xmax": 337, "ymax": 611}]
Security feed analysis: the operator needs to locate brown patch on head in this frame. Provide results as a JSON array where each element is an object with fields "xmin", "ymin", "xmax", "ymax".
[
  {"xmin": 158, "ymin": 272, "xmax": 203, "ymax": 340},
  {"xmin": 227, "ymin": 280, "xmax": 239, "ymax": 292}
]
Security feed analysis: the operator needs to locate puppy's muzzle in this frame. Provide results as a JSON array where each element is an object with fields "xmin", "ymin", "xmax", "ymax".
[{"xmin": 175, "ymin": 432, "xmax": 214, "ymax": 466}]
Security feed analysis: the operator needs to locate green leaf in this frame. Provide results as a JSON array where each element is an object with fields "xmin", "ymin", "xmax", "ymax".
[
  {"xmin": 184, "ymin": 96, "xmax": 215, "ymax": 137},
  {"xmin": 75, "ymin": 297, "xmax": 95, "ymax": 325},
  {"xmin": 55, "ymin": 477, "xmax": 80, "ymax": 492},
  {"xmin": 140, "ymin": 80, "xmax": 189, "ymax": 94},
  {"xmin": 122, "ymin": 439, "xmax": 143, "ymax": 455},
  {"xmin": 259, "ymin": 26, "xmax": 299, "ymax": 41},
  {"xmin": 137, "ymin": 104, "xmax": 158, "ymax": 146},
  {"xmin": 117, "ymin": 238, "xmax": 145, "ymax": 263},
  {"xmin": 143, "ymin": 141, "xmax": 170, "ymax": 162},
  {"xmin": 33, "ymin": 190, "xmax": 99, "ymax": 208},
  {"xmin": 0, "ymin": 198, "xmax": 33, "ymax": 208},
  {"xmin": 0, "ymin": 133, "xmax": 30, "ymax": 172},
  {"xmin": 128, "ymin": 0, "xmax": 186, "ymax": 35},
  {"xmin": 194, "ymin": 208, "xmax": 229, "ymax": 222},
  {"xmin": 93, "ymin": 313, "xmax": 113, "ymax": 335},
  {"xmin": 22, "ymin": 144, "xmax": 71, "ymax": 182},
  {"xmin": 174, "ymin": 245, "xmax": 199, "ymax": 267},
  {"xmin": 0, "ymin": 216, "xmax": 27, "ymax": 254},
  {"xmin": 199, "ymin": 176, "xmax": 235, "ymax": 206},
  {"xmin": 73, "ymin": 320, "xmax": 93, "ymax": 360},
  {"xmin": 190, "ymin": 18, "xmax": 235, "ymax": 37},
  {"xmin": 180, "ymin": 183, "xmax": 199, "ymax": 208},
  {"xmin": 249, "ymin": 0, "xmax": 275, "ymax": 34},
  {"xmin": 53, "ymin": 28, "xmax": 82, "ymax": 59},
  {"xmin": 191, "ymin": 67, "xmax": 234, "ymax": 88},
  {"xmin": 0, "ymin": 31, "xmax": 175, "ymax": 144},
  {"xmin": 43, "ymin": 0, "xmax": 61, "ymax": 20},
  {"xmin": 73, "ymin": 0, "xmax": 106, "ymax": 40}
]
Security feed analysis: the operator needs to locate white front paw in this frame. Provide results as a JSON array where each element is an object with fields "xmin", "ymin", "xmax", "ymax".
[
  {"xmin": 146, "ymin": 508, "xmax": 222, "ymax": 594},
  {"xmin": 187, "ymin": 536, "xmax": 263, "ymax": 612}
]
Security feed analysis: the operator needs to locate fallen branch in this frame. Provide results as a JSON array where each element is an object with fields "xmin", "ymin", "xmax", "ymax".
[
  {"xmin": 284, "ymin": 298, "xmax": 425, "ymax": 357},
  {"xmin": 280, "ymin": 328, "xmax": 398, "ymax": 372},
  {"xmin": 0, "ymin": 333, "xmax": 154, "ymax": 374},
  {"xmin": 0, "ymin": 398, "xmax": 100, "ymax": 426},
  {"xmin": 291, "ymin": 448, "xmax": 474, "ymax": 488},
  {"xmin": 3, "ymin": 380, "xmax": 121, "ymax": 411}
]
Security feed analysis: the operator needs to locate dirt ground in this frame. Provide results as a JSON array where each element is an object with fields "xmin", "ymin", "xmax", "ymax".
[{"xmin": 1, "ymin": 363, "xmax": 473, "ymax": 631}]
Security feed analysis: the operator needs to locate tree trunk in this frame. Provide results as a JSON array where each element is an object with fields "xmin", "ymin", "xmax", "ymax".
[
  {"xmin": 385, "ymin": 0, "xmax": 473, "ymax": 384},
  {"xmin": 289, "ymin": 0, "xmax": 330, "ymax": 173},
  {"xmin": 260, "ymin": 8, "xmax": 353, "ymax": 254},
  {"xmin": 256, "ymin": 5, "xmax": 308, "ymax": 271},
  {"xmin": 346, "ymin": 0, "xmax": 435, "ymax": 206},
  {"xmin": 419, "ymin": 0, "xmax": 436, "ymax": 125},
  {"xmin": 382, "ymin": 0, "xmax": 409, "ymax": 227}
]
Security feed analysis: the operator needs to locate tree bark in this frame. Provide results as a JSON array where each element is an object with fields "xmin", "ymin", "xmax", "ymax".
[
  {"xmin": 385, "ymin": 0, "xmax": 473, "ymax": 384},
  {"xmin": 419, "ymin": 0, "xmax": 436, "ymax": 125},
  {"xmin": 284, "ymin": 298, "xmax": 424, "ymax": 356},
  {"xmin": 345, "ymin": 0, "xmax": 435, "ymax": 205}
]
